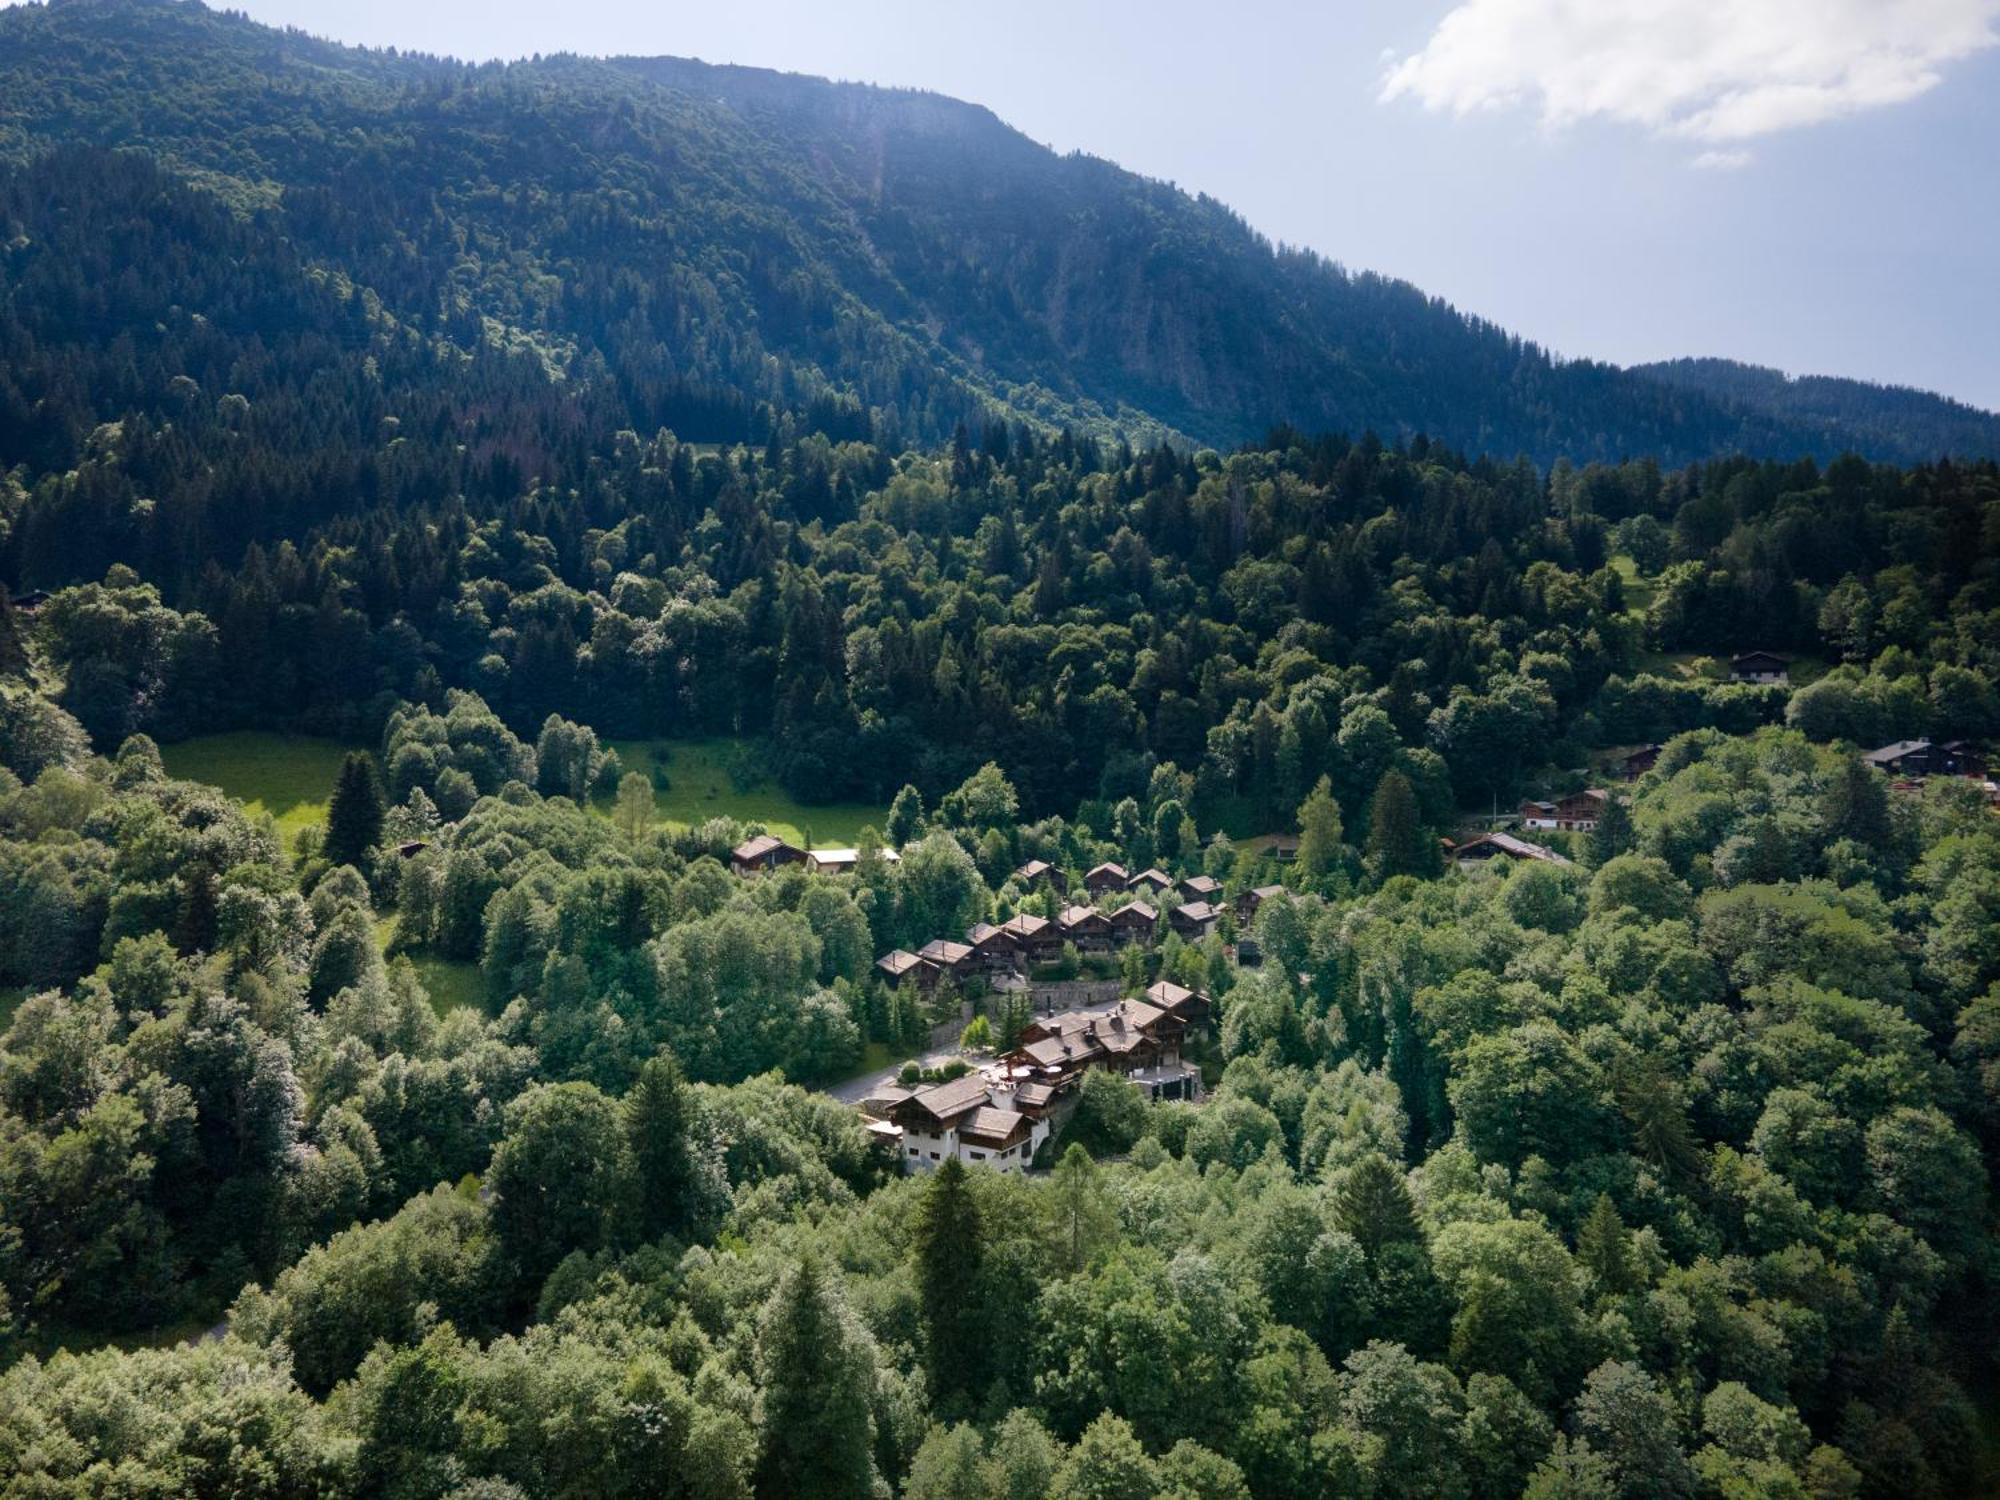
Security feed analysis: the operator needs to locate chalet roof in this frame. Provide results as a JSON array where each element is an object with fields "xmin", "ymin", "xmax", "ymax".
[
  {"xmin": 1012, "ymin": 1082, "xmax": 1058, "ymax": 1109},
  {"xmin": 1731, "ymin": 650, "xmax": 1790, "ymax": 666},
  {"xmin": 1863, "ymin": 739, "xmax": 1932, "ymax": 766},
  {"xmin": 1247, "ymin": 884, "xmax": 1286, "ymax": 901},
  {"xmin": 1452, "ymin": 832, "xmax": 1573, "ymax": 866},
  {"xmin": 967, "ymin": 921, "xmax": 1011, "ymax": 949},
  {"xmin": 958, "ymin": 1107, "xmax": 1032, "ymax": 1148},
  {"xmin": 1084, "ymin": 862, "xmax": 1129, "ymax": 883},
  {"xmin": 876, "ymin": 949, "xmax": 930, "ymax": 977},
  {"xmin": 732, "ymin": 834, "xmax": 790, "ymax": 862},
  {"xmin": 1127, "ymin": 867, "xmax": 1174, "ymax": 890},
  {"xmin": 1109, "ymin": 900, "xmax": 1157, "ymax": 925},
  {"xmin": 918, "ymin": 938, "xmax": 975, "ymax": 966},
  {"xmin": 1145, "ymin": 980, "xmax": 1203, "ymax": 1013},
  {"xmin": 1173, "ymin": 900, "xmax": 1220, "ymax": 924},
  {"xmin": 1179, "ymin": 874, "xmax": 1222, "ymax": 897},
  {"xmin": 1013, "ymin": 859, "xmax": 1055, "ymax": 881},
  {"xmin": 1001, "ymin": 913, "xmax": 1052, "ymax": 939},
  {"xmin": 1059, "ymin": 904, "xmax": 1109, "ymax": 930},
  {"xmin": 906, "ymin": 1073, "xmax": 993, "ymax": 1122}
]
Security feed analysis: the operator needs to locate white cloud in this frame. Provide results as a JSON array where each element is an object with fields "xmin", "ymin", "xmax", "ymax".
[
  {"xmin": 1382, "ymin": 0, "xmax": 2000, "ymax": 145},
  {"xmin": 1691, "ymin": 148, "xmax": 1753, "ymax": 169}
]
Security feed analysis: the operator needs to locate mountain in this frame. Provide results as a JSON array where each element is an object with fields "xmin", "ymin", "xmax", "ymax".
[
  {"xmin": 1631, "ymin": 358, "xmax": 2000, "ymax": 466},
  {"xmin": 0, "ymin": 0, "xmax": 1993, "ymax": 466}
]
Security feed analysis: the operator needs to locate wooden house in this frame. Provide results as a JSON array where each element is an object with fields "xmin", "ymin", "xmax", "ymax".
[
  {"xmin": 1451, "ymin": 832, "xmax": 1572, "ymax": 867},
  {"xmin": 875, "ymin": 949, "xmax": 939, "ymax": 990},
  {"xmin": 884, "ymin": 1075, "xmax": 1044, "ymax": 1173},
  {"xmin": 1862, "ymin": 738, "xmax": 1985, "ymax": 778},
  {"xmin": 1057, "ymin": 904, "xmax": 1113, "ymax": 954},
  {"xmin": 1011, "ymin": 859, "xmax": 1067, "ymax": 894},
  {"xmin": 1178, "ymin": 874, "xmax": 1222, "ymax": 902},
  {"xmin": 1169, "ymin": 900, "xmax": 1220, "ymax": 941},
  {"xmin": 1519, "ymin": 789, "xmax": 1608, "ymax": 832},
  {"xmin": 1107, "ymin": 900, "xmax": 1158, "ymax": 947},
  {"xmin": 1083, "ymin": 862, "xmax": 1130, "ymax": 896},
  {"xmin": 1621, "ymin": 744, "xmax": 1663, "ymax": 779},
  {"xmin": 1126, "ymin": 867, "xmax": 1174, "ymax": 896},
  {"xmin": 1236, "ymin": 883, "xmax": 1285, "ymax": 924},
  {"xmin": 916, "ymin": 938, "xmax": 977, "ymax": 982},
  {"xmin": 731, "ymin": 834, "xmax": 808, "ymax": 876},
  {"xmin": 1007, "ymin": 999, "xmax": 1196, "ymax": 1100},
  {"xmin": 1730, "ymin": 651, "xmax": 1790, "ymax": 684},
  {"xmin": 1145, "ymin": 979, "xmax": 1213, "ymax": 1030},
  {"xmin": 1000, "ymin": 912, "xmax": 1060, "ymax": 966},
  {"xmin": 966, "ymin": 922, "xmax": 1024, "ymax": 976}
]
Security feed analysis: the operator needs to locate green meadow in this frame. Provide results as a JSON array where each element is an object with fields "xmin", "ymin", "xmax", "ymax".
[
  {"xmin": 160, "ymin": 731, "xmax": 358, "ymax": 848},
  {"xmin": 605, "ymin": 738, "xmax": 883, "ymax": 847}
]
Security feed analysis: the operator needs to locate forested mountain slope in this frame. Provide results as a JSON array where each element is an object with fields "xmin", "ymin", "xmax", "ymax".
[
  {"xmin": 0, "ymin": 0, "xmax": 1993, "ymax": 465},
  {"xmin": 1634, "ymin": 358, "xmax": 2000, "ymax": 466}
]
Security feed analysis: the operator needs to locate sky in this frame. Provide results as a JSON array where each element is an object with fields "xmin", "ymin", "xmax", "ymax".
[{"xmin": 33, "ymin": 0, "xmax": 2000, "ymax": 409}]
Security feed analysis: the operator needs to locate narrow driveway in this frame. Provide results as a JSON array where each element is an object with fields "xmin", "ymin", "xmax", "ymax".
[{"xmin": 822, "ymin": 1045, "xmax": 969, "ymax": 1105}]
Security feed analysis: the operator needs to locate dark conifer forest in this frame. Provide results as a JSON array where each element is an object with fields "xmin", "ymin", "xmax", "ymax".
[{"xmin": 3, "ymin": 3, "xmax": 2000, "ymax": 1497}]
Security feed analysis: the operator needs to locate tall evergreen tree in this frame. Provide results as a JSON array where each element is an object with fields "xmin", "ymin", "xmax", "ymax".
[
  {"xmin": 626, "ymin": 1051, "xmax": 698, "ymax": 1242},
  {"xmin": 1585, "ymin": 793, "xmax": 1633, "ymax": 869},
  {"xmin": 1821, "ymin": 753, "xmax": 1891, "ymax": 848},
  {"xmin": 1296, "ymin": 775, "xmax": 1345, "ymax": 879},
  {"xmin": 324, "ymin": 751, "xmax": 386, "ymax": 871},
  {"xmin": 1365, "ymin": 769, "xmax": 1425, "ymax": 883},
  {"xmin": 1334, "ymin": 1153, "xmax": 1421, "ymax": 1259},
  {"xmin": 754, "ymin": 1257, "xmax": 879, "ymax": 1500},
  {"xmin": 887, "ymin": 784, "xmax": 925, "ymax": 848},
  {"xmin": 912, "ymin": 1156, "xmax": 988, "ymax": 1407}
]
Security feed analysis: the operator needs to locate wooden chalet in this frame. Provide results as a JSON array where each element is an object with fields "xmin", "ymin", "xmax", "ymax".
[
  {"xmin": 1011, "ymin": 859, "xmax": 1067, "ymax": 894},
  {"xmin": 1145, "ymin": 979, "xmax": 1213, "ymax": 1030},
  {"xmin": 1001, "ymin": 912, "xmax": 1060, "ymax": 966},
  {"xmin": 1169, "ymin": 899, "xmax": 1221, "ymax": 941},
  {"xmin": 1862, "ymin": 738, "xmax": 1985, "ymax": 778},
  {"xmin": 883, "ymin": 1075, "xmax": 1044, "ymax": 1172},
  {"xmin": 1518, "ymin": 789, "xmax": 1608, "ymax": 832},
  {"xmin": 1236, "ymin": 883, "xmax": 1286, "ymax": 924},
  {"xmin": 965, "ymin": 922, "xmax": 1022, "ymax": 976},
  {"xmin": 1058, "ymin": 904, "xmax": 1114, "ymax": 954},
  {"xmin": 731, "ymin": 834, "xmax": 808, "ymax": 876},
  {"xmin": 807, "ymin": 846, "xmax": 897, "ymax": 875},
  {"xmin": 875, "ymin": 949, "xmax": 939, "ymax": 990},
  {"xmin": 1083, "ymin": 862, "xmax": 1131, "ymax": 896},
  {"xmin": 1107, "ymin": 900, "xmax": 1158, "ymax": 947},
  {"xmin": 1451, "ymin": 831, "xmax": 1573, "ymax": 867},
  {"xmin": 1730, "ymin": 650, "xmax": 1790, "ymax": 684},
  {"xmin": 1126, "ymin": 867, "xmax": 1174, "ymax": 896},
  {"xmin": 1007, "ymin": 998, "xmax": 1197, "ymax": 1100},
  {"xmin": 917, "ymin": 938, "xmax": 977, "ymax": 982},
  {"xmin": 1178, "ymin": 874, "xmax": 1222, "ymax": 901},
  {"xmin": 1621, "ymin": 744, "xmax": 1663, "ymax": 780}
]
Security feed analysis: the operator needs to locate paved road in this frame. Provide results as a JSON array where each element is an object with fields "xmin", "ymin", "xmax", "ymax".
[{"xmin": 823, "ymin": 1046, "xmax": 970, "ymax": 1105}]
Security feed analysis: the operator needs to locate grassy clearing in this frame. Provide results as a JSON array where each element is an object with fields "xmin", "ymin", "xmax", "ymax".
[
  {"xmin": 402, "ymin": 952, "xmax": 490, "ymax": 1018},
  {"xmin": 161, "ymin": 731, "xmax": 359, "ymax": 849},
  {"xmin": 606, "ymin": 738, "xmax": 883, "ymax": 847}
]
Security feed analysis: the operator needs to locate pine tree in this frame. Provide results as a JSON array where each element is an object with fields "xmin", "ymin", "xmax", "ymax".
[
  {"xmin": 754, "ymin": 1257, "xmax": 879, "ymax": 1500},
  {"xmin": 1296, "ymin": 775, "xmax": 1344, "ymax": 879},
  {"xmin": 1333, "ymin": 1153, "xmax": 1421, "ymax": 1259},
  {"xmin": 324, "ymin": 751, "xmax": 387, "ymax": 871},
  {"xmin": 1050, "ymin": 1143, "xmax": 1117, "ymax": 1273},
  {"xmin": 887, "ymin": 784, "xmax": 925, "ymax": 848},
  {"xmin": 1365, "ymin": 769, "xmax": 1425, "ymax": 882},
  {"xmin": 613, "ymin": 771, "xmax": 654, "ymax": 840},
  {"xmin": 1576, "ymin": 1192, "xmax": 1636, "ymax": 1295},
  {"xmin": 1821, "ymin": 753, "xmax": 1891, "ymax": 848},
  {"xmin": 912, "ymin": 1156, "xmax": 988, "ymax": 1407},
  {"xmin": 626, "ymin": 1051, "xmax": 696, "ymax": 1241},
  {"xmin": 1585, "ymin": 793, "xmax": 1633, "ymax": 868}
]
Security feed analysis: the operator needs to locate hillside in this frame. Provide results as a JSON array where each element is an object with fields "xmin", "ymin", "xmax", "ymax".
[
  {"xmin": 0, "ymin": 0, "xmax": 1992, "ymax": 465},
  {"xmin": 1633, "ymin": 358, "xmax": 2000, "ymax": 464}
]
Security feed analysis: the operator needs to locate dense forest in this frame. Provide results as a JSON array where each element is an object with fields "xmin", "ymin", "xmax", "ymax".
[{"xmin": 4, "ymin": 3, "xmax": 2000, "ymax": 1498}]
